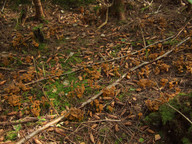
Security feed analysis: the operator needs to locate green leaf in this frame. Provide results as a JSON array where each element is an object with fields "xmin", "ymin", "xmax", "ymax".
[
  {"xmin": 188, "ymin": 0, "xmax": 192, "ymax": 4},
  {"xmin": 139, "ymin": 138, "xmax": 144, "ymax": 143}
]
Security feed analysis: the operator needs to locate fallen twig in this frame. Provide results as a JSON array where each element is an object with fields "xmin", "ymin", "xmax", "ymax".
[
  {"xmin": 16, "ymin": 114, "xmax": 66, "ymax": 144},
  {"xmin": 0, "ymin": 115, "xmax": 56, "ymax": 126},
  {"xmin": 96, "ymin": 8, "xmax": 109, "ymax": 31},
  {"xmin": 0, "ymin": 67, "xmax": 13, "ymax": 71},
  {"xmin": 96, "ymin": 0, "xmax": 114, "ymax": 31},
  {"xmin": 172, "ymin": 16, "xmax": 192, "ymax": 41},
  {"xmin": 166, "ymin": 103, "xmax": 192, "ymax": 125},
  {"xmin": 1, "ymin": 0, "xmax": 7, "ymax": 12}
]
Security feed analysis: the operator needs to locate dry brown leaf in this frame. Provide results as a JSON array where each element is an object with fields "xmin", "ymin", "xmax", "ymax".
[
  {"xmin": 107, "ymin": 114, "xmax": 118, "ymax": 119},
  {"xmin": 7, "ymin": 111, "xmax": 18, "ymax": 116},
  {"xmin": 114, "ymin": 124, "xmax": 119, "ymax": 132},
  {"xmin": 0, "ymin": 80, "xmax": 6, "ymax": 86},
  {"xmin": 0, "ymin": 73, "xmax": 4, "ymax": 80},
  {"xmin": 127, "ymin": 115, "xmax": 136, "ymax": 119},
  {"xmin": 160, "ymin": 78, "xmax": 168, "ymax": 87},
  {"xmin": 137, "ymin": 79, "xmax": 156, "ymax": 89},
  {"xmin": 111, "ymin": 101, "xmax": 115, "ymax": 107},
  {"xmin": 147, "ymin": 129, "xmax": 155, "ymax": 134},
  {"xmin": 90, "ymin": 133, "xmax": 95, "ymax": 143},
  {"xmin": 93, "ymin": 114, "xmax": 100, "ymax": 120},
  {"xmin": 103, "ymin": 97, "xmax": 113, "ymax": 100},
  {"xmin": 0, "ymin": 135, "xmax": 4, "ymax": 142},
  {"xmin": 91, "ymin": 124, "xmax": 98, "ymax": 129},
  {"xmin": 120, "ymin": 109, "xmax": 127, "ymax": 116},
  {"xmin": 78, "ymin": 76, "xmax": 83, "ymax": 81},
  {"xmin": 155, "ymin": 134, "xmax": 161, "ymax": 141},
  {"xmin": 55, "ymin": 128, "xmax": 66, "ymax": 136},
  {"xmin": 138, "ymin": 112, "xmax": 143, "ymax": 119},
  {"xmin": 107, "ymin": 105, "xmax": 113, "ymax": 112},
  {"xmin": 124, "ymin": 121, "xmax": 132, "ymax": 126},
  {"xmin": 46, "ymin": 57, "xmax": 52, "ymax": 63},
  {"xmin": 33, "ymin": 138, "xmax": 42, "ymax": 144},
  {"xmin": 136, "ymin": 88, "xmax": 142, "ymax": 92}
]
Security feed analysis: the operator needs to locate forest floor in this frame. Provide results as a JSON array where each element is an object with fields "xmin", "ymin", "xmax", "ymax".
[{"xmin": 0, "ymin": 0, "xmax": 192, "ymax": 144}]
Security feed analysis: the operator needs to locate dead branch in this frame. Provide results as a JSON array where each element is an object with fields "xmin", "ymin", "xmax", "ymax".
[
  {"xmin": 16, "ymin": 115, "xmax": 66, "ymax": 144},
  {"xmin": 80, "ymin": 37, "xmax": 190, "ymax": 108},
  {"xmin": 96, "ymin": 7, "xmax": 109, "ymax": 31},
  {"xmin": 0, "ymin": 115, "xmax": 56, "ymax": 126},
  {"xmin": 166, "ymin": 103, "xmax": 192, "ymax": 125},
  {"xmin": 172, "ymin": 16, "xmax": 192, "ymax": 41},
  {"xmin": 96, "ymin": 0, "xmax": 114, "ymax": 31}
]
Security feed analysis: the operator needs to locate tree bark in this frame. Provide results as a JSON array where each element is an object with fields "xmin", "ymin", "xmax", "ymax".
[
  {"xmin": 33, "ymin": 0, "xmax": 45, "ymax": 20},
  {"xmin": 113, "ymin": 0, "xmax": 126, "ymax": 21}
]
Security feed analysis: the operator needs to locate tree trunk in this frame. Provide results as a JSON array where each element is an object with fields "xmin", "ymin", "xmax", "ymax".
[
  {"xmin": 33, "ymin": 0, "xmax": 45, "ymax": 20},
  {"xmin": 113, "ymin": 0, "xmax": 126, "ymax": 21}
]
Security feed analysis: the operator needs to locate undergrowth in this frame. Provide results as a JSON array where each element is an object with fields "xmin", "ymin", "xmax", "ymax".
[{"xmin": 144, "ymin": 92, "xmax": 192, "ymax": 144}]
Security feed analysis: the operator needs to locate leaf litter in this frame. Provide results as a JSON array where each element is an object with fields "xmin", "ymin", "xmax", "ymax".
[{"xmin": 0, "ymin": 0, "xmax": 192, "ymax": 143}]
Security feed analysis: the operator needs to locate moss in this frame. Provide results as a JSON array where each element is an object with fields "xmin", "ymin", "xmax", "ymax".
[{"xmin": 144, "ymin": 92, "xmax": 192, "ymax": 143}]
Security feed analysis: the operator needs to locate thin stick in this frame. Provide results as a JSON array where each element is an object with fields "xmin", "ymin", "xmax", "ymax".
[
  {"xmin": 16, "ymin": 115, "xmax": 66, "ymax": 144},
  {"xmin": 172, "ymin": 17, "xmax": 192, "ymax": 41},
  {"xmin": 82, "ymin": 119, "xmax": 121, "ymax": 123},
  {"xmin": 166, "ymin": 103, "xmax": 192, "ymax": 125},
  {"xmin": 0, "ymin": 115, "xmax": 56, "ymax": 126},
  {"xmin": 1, "ymin": 0, "xmax": 7, "ymax": 12},
  {"xmin": 96, "ymin": 8, "xmax": 109, "ymax": 31},
  {"xmin": 96, "ymin": 0, "xmax": 114, "ymax": 31}
]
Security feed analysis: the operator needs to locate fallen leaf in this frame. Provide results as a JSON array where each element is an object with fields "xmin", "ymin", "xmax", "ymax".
[
  {"xmin": 78, "ymin": 76, "xmax": 83, "ymax": 81},
  {"xmin": 90, "ymin": 133, "xmax": 95, "ymax": 143},
  {"xmin": 147, "ymin": 129, "xmax": 155, "ymax": 134},
  {"xmin": 55, "ymin": 128, "xmax": 66, "ymax": 136},
  {"xmin": 136, "ymin": 88, "xmax": 142, "ymax": 92},
  {"xmin": 0, "ymin": 80, "xmax": 6, "ymax": 85},
  {"xmin": 91, "ymin": 124, "xmax": 98, "ymax": 129},
  {"xmin": 124, "ymin": 121, "xmax": 132, "ymax": 126},
  {"xmin": 93, "ymin": 114, "xmax": 100, "ymax": 120},
  {"xmin": 33, "ymin": 138, "xmax": 42, "ymax": 144},
  {"xmin": 7, "ymin": 111, "xmax": 18, "ymax": 116},
  {"xmin": 114, "ymin": 124, "xmax": 119, "ymax": 132},
  {"xmin": 155, "ymin": 134, "xmax": 161, "ymax": 141},
  {"xmin": 107, "ymin": 114, "xmax": 118, "ymax": 119}
]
